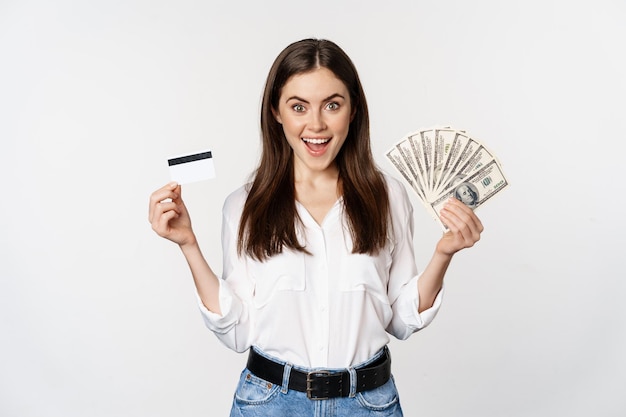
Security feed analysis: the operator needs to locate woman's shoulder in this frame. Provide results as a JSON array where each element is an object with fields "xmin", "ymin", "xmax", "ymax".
[
  {"xmin": 381, "ymin": 171, "xmax": 410, "ymax": 201},
  {"xmin": 222, "ymin": 183, "xmax": 251, "ymax": 219},
  {"xmin": 380, "ymin": 171, "xmax": 413, "ymax": 218}
]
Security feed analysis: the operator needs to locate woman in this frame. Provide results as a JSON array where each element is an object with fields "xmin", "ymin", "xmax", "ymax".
[{"xmin": 149, "ymin": 38, "xmax": 483, "ymax": 416}]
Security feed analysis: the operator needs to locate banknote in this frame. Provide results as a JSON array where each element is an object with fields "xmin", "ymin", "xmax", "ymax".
[
  {"xmin": 435, "ymin": 143, "xmax": 496, "ymax": 195},
  {"xmin": 430, "ymin": 159, "xmax": 508, "ymax": 214},
  {"xmin": 386, "ymin": 144, "xmax": 438, "ymax": 218},
  {"xmin": 432, "ymin": 128, "xmax": 458, "ymax": 192},
  {"xmin": 385, "ymin": 127, "xmax": 508, "ymax": 230}
]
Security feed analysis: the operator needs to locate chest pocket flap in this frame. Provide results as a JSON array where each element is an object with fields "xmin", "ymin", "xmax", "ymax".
[{"xmin": 250, "ymin": 250, "xmax": 306, "ymax": 308}]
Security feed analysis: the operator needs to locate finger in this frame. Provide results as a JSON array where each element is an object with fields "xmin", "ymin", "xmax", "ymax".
[
  {"xmin": 157, "ymin": 201, "xmax": 181, "ymax": 217},
  {"xmin": 152, "ymin": 182, "xmax": 179, "ymax": 203},
  {"xmin": 151, "ymin": 200, "xmax": 181, "ymax": 230},
  {"xmin": 149, "ymin": 200, "xmax": 164, "ymax": 226},
  {"xmin": 441, "ymin": 210, "xmax": 472, "ymax": 241},
  {"xmin": 171, "ymin": 184, "xmax": 186, "ymax": 206},
  {"xmin": 454, "ymin": 216, "xmax": 481, "ymax": 247},
  {"xmin": 153, "ymin": 209, "xmax": 180, "ymax": 237},
  {"xmin": 149, "ymin": 182, "xmax": 179, "ymax": 221},
  {"xmin": 440, "ymin": 206, "xmax": 481, "ymax": 247},
  {"xmin": 149, "ymin": 199, "xmax": 180, "ymax": 226},
  {"xmin": 472, "ymin": 212, "xmax": 484, "ymax": 234},
  {"xmin": 443, "ymin": 198, "xmax": 482, "ymax": 234}
]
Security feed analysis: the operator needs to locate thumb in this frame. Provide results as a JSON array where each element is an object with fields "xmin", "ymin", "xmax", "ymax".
[{"xmin": 173, "ymin": 184, "xmax": 183, "ymax": 202}]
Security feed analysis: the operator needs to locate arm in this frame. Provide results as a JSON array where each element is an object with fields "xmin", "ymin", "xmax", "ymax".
[
  {"xmin": 149, "ymin": 182, "xmax": 221, "ymax": 314},
  {"xmin": 416, "ymin": 197, "xmax": 484, "ymax": 312}
]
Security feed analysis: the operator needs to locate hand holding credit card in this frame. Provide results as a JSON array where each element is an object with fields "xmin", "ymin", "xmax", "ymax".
[{"xmin": 168, "ymin": 150, "xmax": 216, "ymax": 184}]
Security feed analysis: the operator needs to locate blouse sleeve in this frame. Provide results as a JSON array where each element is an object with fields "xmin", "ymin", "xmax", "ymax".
[
  {"xmin": 196, "ymin": 187, "xmax": 254, "ymax": 353},
  {"xmin": 384, "ymin": 175, "xmax": 444, "ymax": 340}
]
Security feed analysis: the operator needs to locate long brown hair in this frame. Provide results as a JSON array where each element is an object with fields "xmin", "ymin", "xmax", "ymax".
[{"xmin": 238, "ymin": 39, "xmax": 389, "ymax": 260}]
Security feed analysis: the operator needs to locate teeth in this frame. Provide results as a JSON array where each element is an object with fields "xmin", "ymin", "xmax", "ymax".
[{"xmin": 302, "ymin": 138, "xmax": 330, "ymax": 144}]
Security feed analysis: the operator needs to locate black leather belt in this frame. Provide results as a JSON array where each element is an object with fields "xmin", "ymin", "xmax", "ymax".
[{"xmin": 246, "ymin": 347, "xmax": 392, "ymax": 400}]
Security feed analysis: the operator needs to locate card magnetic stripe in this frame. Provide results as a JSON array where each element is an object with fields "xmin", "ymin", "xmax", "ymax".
[{"xmin": 168, "ymin": 151, "xmax": 212, "ymax": 166}]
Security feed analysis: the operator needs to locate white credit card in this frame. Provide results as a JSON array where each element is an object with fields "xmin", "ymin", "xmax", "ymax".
[{"xmin": 168, "ymin": 150, "xmax": 216, "ymax": 184}]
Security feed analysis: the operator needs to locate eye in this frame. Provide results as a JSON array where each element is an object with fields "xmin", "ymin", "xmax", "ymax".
[
  {"xmin": 292, "ymin": 104, "xmax": 306, "ymax": 112},
  {"xmin": 326, "ymin": 102, "xmax": 340, "ymax": 111}
]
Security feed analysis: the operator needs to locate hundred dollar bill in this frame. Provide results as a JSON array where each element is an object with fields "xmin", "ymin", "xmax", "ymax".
[
  {"xmin": 437, "ymin": 135, "xmax": 480, "ymax": 194},
  {"xmin": 432, "ymin": 128, "xmax": 458, "ymax": 192},
  {"xmin": 385, "ymin": 145, "xmax": 438, "ymax": 219},
  {"xmin": 420, "ymin": 129, "xmax": 435, "ymax": 196},
  {"xmin": 386, "ymin": 145, "xmax": 427, "ymax": 203},
  {"xmin": 407, "ymin": 131, "xmax": 428, "ymax": 191},
  {"xmin": 430, "ymin": 159, "xmax": 509, "ymax": 229},
  {"xmin": 435, "ymin": 144, "xmax": 496, "ymax": 196},
  {"xmin": 435, "ymin": 131, "xmax": 471, "ymax": 194},
  {"xmin": 394, "ymin": 138, "xmax": 429, "ymax": 200}
]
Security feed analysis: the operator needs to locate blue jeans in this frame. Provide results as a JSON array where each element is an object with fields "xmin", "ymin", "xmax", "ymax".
[{"xmin": 229, "ymin": 348, "xmax": 403, "ymax": 417}]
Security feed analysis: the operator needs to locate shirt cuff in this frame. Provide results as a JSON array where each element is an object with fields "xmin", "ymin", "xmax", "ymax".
[
  {"xmin": 414, "ymin": 283, "xmax": 444, "ymax": 328},
  {"xmin": 399, "ymin": 274, "xmax": 445, "ymax": 331},
  {"xmin": 197, "ymin": 278, "xmax": 242, "ymax": 334}
]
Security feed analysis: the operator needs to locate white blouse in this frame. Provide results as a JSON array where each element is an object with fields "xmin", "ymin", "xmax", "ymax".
[{"xmin": 198, "ymin": 174, "xmax": 443, "ymax": 368}]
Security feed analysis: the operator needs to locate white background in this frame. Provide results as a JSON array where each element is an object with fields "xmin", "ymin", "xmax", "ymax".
[{"xmin": 1, "ymin": 1, "xmax": 625, "ymax": 416}]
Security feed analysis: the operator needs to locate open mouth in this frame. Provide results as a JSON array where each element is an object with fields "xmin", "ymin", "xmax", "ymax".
[{"xmin": 302, "ymin": 137, "xmax": 331, "ymax": 153}]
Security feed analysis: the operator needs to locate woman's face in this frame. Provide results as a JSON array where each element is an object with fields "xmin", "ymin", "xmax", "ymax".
[{"xmin": 273, "ymin": 67, "xmax": 353, "ymax": 179}]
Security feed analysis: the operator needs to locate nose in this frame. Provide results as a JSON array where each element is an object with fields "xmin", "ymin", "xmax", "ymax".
[{"xmin": 308, "ymin": 110, "xmax": 327, "ymax": 132}]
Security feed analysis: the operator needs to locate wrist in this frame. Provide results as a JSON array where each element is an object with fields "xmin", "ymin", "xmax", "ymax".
[
  {"xmin": 179, "ymin": 234, "xmax": 199, "ymax": 252},
  {"xmin": 432, "ymin": 248, "xmax": 454, "ymax": 265}
]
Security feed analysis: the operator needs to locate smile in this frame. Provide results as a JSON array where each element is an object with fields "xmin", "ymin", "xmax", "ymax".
[{"xmin": 302, "ymin": 137, "xmax": 331, "ymax": 144}]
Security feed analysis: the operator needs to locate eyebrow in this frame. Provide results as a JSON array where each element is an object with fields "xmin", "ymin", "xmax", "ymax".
[{"xmin": 285, "ymin": 93, "xmax": 346, "ymax": 103}]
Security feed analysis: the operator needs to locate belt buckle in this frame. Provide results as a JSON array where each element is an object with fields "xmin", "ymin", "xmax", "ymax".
[{"xmin": 306, "ymin": 370, "xmax": 331, "ymax": 400}]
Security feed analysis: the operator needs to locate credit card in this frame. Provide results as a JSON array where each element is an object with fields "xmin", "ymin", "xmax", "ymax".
[{"xmin": 168, "ymin": 150, "xmax": 216, "ymax": 184}]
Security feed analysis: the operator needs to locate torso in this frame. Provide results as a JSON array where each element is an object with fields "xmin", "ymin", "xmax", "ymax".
[{"xmin": 215, "ymin": 173, "xmax": 425, "ymax": 368}]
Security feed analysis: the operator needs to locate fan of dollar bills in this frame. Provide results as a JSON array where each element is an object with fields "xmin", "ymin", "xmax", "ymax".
[{"xmin": 386, "ymin": 126, "xmax": 509, "ymax": 230}]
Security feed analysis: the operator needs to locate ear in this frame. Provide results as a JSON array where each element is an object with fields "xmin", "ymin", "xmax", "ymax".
[{"xmin": 272, "ymin": 107, "xmax": 283, "ymax": 124}]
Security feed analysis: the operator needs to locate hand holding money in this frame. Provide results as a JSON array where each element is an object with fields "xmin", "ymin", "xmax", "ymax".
[
  {"xmin": 436, "ymin": 197, "xmax": 484, "ymax": 255},
  {"xmin": 386, "ymin": 127, "xmax": 509, "ymax": 231}
]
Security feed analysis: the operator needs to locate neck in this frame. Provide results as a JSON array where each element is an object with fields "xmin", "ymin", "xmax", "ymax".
[{"xmin": 293, "ymin": 163, "xmax": 339, "ymax": 186}]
